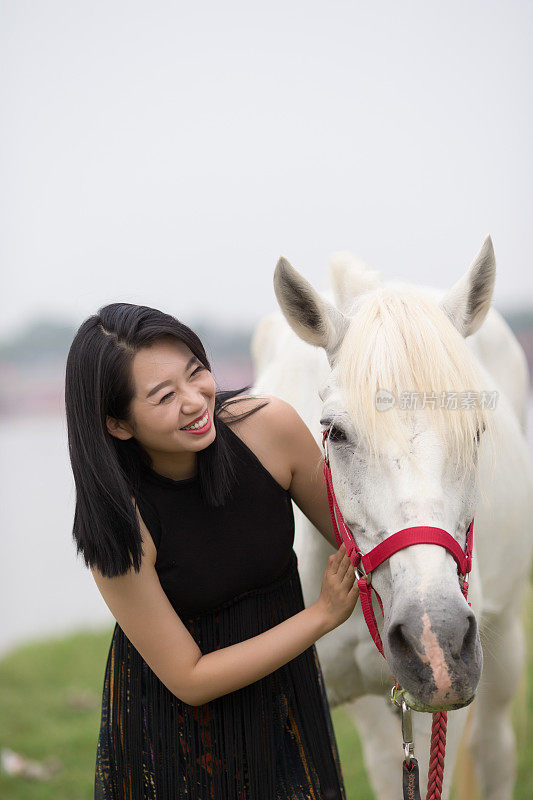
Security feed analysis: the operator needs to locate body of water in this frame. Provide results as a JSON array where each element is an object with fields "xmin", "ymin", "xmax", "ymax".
[{"xmin": 0, "ymin": 415, "xmax": 110, "ymax": 658}]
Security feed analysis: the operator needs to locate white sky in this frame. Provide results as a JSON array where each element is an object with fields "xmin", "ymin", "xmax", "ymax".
[{"xmin": 1, "ymin": 1, "xmax": 532, "ymax": 340}]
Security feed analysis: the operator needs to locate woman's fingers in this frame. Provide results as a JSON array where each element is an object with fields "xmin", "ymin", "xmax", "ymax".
[
  {"xmin": 332, "ymin": 545, "xmax": 354, "ymax": 582},
  {"xmin": 342, "ymin": 560, "xmax": 356, "ymax": 586},
  {"xmin": 331, "ymin": 544, "xmax": 357, "ymax": 591},
  {"xmin": 349, "ymin": 583, "xmax": 360, "ymax": 601},
  {"xmin": 337, "ymin": 543, "xmax": 346, "ymax": 560},
  {"xmin": 331, "ymin": 543, "xmax": 346, "ymax": 572},
  {"xmin": 337, "ymin": 553, "xmax": 352, "ymax": 581},
  {"xmin": 342, "ymin": 562, "xmax": 356, "ymax": 584}
]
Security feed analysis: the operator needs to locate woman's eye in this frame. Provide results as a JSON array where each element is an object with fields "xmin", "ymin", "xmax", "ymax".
[
  {"xmin": 329, "ymin": 425, "xmax": 347, "ymax": 443},
  {"xmin": 158, "ymin": 367, "xmax": 206, "ymax": 403}
]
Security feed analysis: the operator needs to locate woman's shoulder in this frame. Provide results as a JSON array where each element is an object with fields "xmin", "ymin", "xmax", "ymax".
[
  {"xmin": 218, "ymin": 393, "xmax": 299, "ymax": 433},
  {"xmin": 219, "ymin": 394, "xmax": 298, "ymax": 492}
]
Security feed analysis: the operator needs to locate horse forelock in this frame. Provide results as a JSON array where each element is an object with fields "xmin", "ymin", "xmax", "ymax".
[{"xmin": 334, "ymin": 283, "xmax": 496, "ymax": 480}]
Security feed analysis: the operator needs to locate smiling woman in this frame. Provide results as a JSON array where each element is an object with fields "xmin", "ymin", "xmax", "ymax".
[
  {"xmin": 65, "ymin": 304, "xmax": 265, "ymax": 578},
  {"xmin": 64, "ymin": 302, "xmax": 355, "ymax": 800},
  {"xmin": 105, "ymin": 337, "xmax": 220, "ymax": 485}
]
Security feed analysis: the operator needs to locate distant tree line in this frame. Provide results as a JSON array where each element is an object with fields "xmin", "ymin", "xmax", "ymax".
[
  {"xmin": 0, "ymin": 318, "xmax": 254, "ymax": 365},
  {"xmin": 0, "ymin": 306, "xmax": 532, "ymax": 367}
]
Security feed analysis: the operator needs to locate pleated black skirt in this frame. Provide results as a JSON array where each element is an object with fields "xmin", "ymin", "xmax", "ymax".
[{"xmin": 94, "ymin": 549, "xmax": 346, "ymax": 800}]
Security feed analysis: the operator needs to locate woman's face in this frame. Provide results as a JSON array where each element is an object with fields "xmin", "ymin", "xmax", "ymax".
[{"xmin": 107, "ymin": 337, "xmax": 217, "ymax": 464}]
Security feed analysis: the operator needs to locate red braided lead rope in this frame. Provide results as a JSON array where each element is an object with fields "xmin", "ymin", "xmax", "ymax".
[{"xmin": 426, "ymin": 712, "xmax": 447, "ymax": 800}]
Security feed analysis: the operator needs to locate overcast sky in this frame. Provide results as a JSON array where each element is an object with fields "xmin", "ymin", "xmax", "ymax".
[{"xmin": 1, "ymin": 1, "xmax": 532, "ymax": 341}]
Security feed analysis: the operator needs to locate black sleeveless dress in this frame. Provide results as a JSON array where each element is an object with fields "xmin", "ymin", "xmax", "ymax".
[{"xmin": 94, "ymin": 420, "xmax": 347, "ymax": 800}]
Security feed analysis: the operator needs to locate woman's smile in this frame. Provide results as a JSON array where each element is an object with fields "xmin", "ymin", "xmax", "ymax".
[{"xmin": 180, "ymin": 407, "xmax": 212, "ymax": 435}]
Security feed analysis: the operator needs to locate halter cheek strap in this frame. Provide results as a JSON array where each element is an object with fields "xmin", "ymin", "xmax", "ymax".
[{"xmin": 321, "ymin": 429, "xmax": 474, "ymax": 658}]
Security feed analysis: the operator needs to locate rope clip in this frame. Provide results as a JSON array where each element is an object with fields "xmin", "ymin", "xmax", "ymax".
[
  {"xmin": 401, "ymin": 699, "xmax": 415, "ymax": 765},
  {"xmin": 390, "ymin": 686, "xmax": 416, "ymax": 766}
]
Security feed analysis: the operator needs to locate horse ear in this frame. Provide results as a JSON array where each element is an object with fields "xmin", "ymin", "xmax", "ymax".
[
  {"xmin": 273, "ymin": 256, "xmax": 348, "ymax": 360},
  {"xmin": 439, "ymin": 235, "xmax": 496, "ymax": 337}
]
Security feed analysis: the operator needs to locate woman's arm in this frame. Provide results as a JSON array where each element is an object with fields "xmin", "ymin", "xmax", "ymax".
[
  {"xmin": 190, "ymin": 596, "xmax": 330, "ymax": 704},
  {"xmin": 91, "ymin": 502, "xmax": 356, "ymax": 707}
]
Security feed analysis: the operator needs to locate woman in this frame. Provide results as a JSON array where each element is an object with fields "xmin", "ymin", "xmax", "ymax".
[{"xmin": 65, "ymin": 301, "xmax": 359, "ymax": 800}]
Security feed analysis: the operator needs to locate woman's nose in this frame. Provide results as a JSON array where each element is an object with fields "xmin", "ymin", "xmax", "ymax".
[{"xmin": 180, "ymin": 390, "xmax": 207, "ymax": 414}]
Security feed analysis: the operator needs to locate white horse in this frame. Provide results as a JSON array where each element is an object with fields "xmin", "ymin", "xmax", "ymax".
[{"xmin": 251, "ymin": 237, "xmax": 533, "ymax": 800}]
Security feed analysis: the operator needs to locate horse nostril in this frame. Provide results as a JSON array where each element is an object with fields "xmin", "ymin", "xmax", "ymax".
[
  {"xmin": 458, "ymin": 614, "xmax": 478, "ymax": 662},
  {"xmin": 388, "ymin": 622, "xmax": 419, "ymax": 663}
]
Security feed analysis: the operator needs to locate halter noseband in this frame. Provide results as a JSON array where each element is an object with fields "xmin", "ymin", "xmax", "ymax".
[{"xmin": 321, "ymin": 428, "xmax": 473, "ymax": 658}]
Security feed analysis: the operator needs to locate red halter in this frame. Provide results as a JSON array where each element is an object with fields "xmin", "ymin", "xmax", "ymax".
[{"xmin": 321, "ymin": 428, "xmax": 473, "ymax": 658}]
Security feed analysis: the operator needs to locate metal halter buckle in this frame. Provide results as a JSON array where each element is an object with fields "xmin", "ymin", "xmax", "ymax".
[{"xmin": 354, "ymin": 560, "xmax": 369, "ymax": 583}]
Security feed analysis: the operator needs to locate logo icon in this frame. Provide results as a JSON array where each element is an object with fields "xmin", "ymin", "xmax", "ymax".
[{"xmin": 375, "ymin": 390, "xmax": 395, "ymax": 411}]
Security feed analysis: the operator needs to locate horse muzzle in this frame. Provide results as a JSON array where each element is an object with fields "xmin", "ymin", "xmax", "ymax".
[{"xmin": 383, "ymin": 597, "xmax": 483, "ymax": 711}]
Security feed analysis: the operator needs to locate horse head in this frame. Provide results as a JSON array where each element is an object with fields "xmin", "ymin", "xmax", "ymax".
[{"xmin": 273, "ymin": 237, "xmax": 496, "ymax": 711}]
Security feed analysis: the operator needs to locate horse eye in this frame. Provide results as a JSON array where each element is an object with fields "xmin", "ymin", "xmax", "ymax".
[
  {"xmin": 329, "ymin": 425, "xmax": 347, "ymax": 443},
  {"xmin": 475, "ymin": 422, "xmax": 486, "ymax": 443}
]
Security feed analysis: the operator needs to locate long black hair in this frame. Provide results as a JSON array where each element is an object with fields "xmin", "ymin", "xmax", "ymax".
[{"xmin": 64, "ymin": 302, "xmax": 268, "ymax": 578}]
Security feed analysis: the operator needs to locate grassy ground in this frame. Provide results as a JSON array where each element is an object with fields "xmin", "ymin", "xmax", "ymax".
[{"xmin": 1, "ymin": 590, "xmax": 532, "ymax": 799}]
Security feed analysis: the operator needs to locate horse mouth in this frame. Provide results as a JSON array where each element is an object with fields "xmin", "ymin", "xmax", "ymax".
[{"xmin": 402, "ymin": 689, "xmax": 476, "ymax": 713}]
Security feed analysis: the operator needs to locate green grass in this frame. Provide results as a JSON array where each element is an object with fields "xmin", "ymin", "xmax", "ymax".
[
  {"xmin": 0, "ymin": 629, "xmax": 110, "ymax": 800},
  {"xmin": 1, "ymin": 592, "xmax": 532, "ymax": 799}
]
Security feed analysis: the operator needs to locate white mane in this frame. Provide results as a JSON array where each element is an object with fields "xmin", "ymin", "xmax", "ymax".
[{"xmin": 336, "ymin": 282, "xmax": 497, "ymax": 481}]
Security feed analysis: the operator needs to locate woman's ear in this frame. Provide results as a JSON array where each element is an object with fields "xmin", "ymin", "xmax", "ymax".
[{"xmin": 106, "ymin": 415, "xmax": 134, "ymax": 440}]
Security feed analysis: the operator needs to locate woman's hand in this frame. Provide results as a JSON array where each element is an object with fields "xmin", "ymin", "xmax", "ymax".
[{"xmin": 315, "ymin": 543, "xmax": 360, "ymax": 632}]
